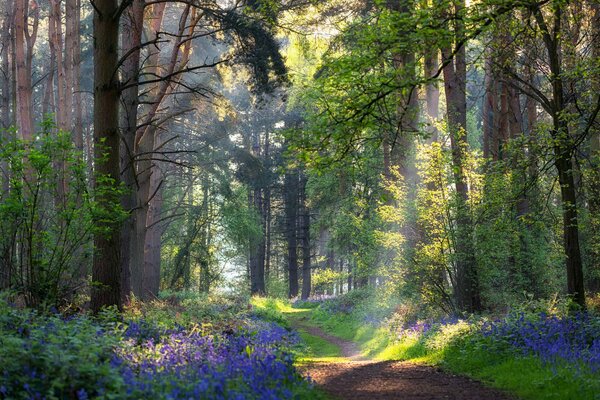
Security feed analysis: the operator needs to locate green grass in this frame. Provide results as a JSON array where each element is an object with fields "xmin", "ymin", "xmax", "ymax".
[
  {"xmin": 304, "ymin": 305, "xmax": 600, "ymax": 400},
  {"xmin": 295, "ymin": 328, "xmax": 344, "ymax": 363},
  {"xmin": 252, "ymin": 296, "xmax": 600, "ymax": 399}
]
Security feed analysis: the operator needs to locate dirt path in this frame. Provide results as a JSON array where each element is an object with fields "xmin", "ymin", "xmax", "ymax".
[{"xmin": 294, "ymin": 320, "xmax": 516, "ymax": 400}]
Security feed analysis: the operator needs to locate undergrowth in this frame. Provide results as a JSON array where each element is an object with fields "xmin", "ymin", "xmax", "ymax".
[{"xmin": 0, "ymin": 294, "xmax": 321, "ymax": 400}]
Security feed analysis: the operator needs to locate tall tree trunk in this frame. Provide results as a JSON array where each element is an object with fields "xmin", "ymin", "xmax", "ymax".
[
  {"xmin": 284, "ymin": 164, "xmax": 298, "ymax": 298},
  {"xmin": 119, "ymin": 0, "xmax": 144, "ymax": 302},
  {"xmin": 533, "ymin": 5, "xmax": 586, "ymax": 308},
  {"xmin": 482, "ymin": 47, "xmax": 496, "ymax": 160},
  {"xmin": 300, "ymin": 173, "xmax": 311, "ymax": 300},
  {"xmin": 249, "ymin": 130, "xmax": 266, "ymax": 295},
  {"xmin": 14, "ymin": 0, "xmax": 35, "ymax": 141},
  {"xmin": 0, "ymin": 2, "xmax": 12, "ymax": 195},
  {"xmin": 264, "ymin": 129, "xmax": 271, "ymax": 284},
  {"xmin": 424, "ymin": 47, "xmax": 439, "ymax": 141},
  {"xmin": 140, "ymin": 6, "xmax": 199, "ymax": 299},
  {"xmin": 441, "ymin": 0, "xmax": 482, "ymax": 313},
  {"xmin": 64, "ymin": 0, "xmax": 76, "ymax": 131},
  {"xmin": 49, "ymin": 0, "xmax": 68, "ymax": 204},
  {"xmin": 0, "ymin": 3, "xmax": 11, "ymax": 289},
  {"xmin": 198, "ymin": 178, "xmax": 209, "ymax": 293},
  {"xmin": 143, "ymin": 147, "xmax": 163, "ymax": 300},
  {"xmin": 91, "ymin": 0, "xmax": 122, "ymax": 313},
  {"xmin": 130, "ymin": 2, "xmax": 166, "ymax": 297},
  {"xmin": 587, "ymin": 0, "xmax": 600, "ymax": 293},
  {"xmin": 72, "ymin": 0, "xmax": 83, "ymax": 150},
  {"xmin": 49, "ymin": 0, "xmax": 66, "ymax": 129}
]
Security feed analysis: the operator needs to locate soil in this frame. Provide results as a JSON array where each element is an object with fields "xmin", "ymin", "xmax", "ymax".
[{"xmin": 295, "ymin": 321, "xmax": 516, "ymax": 400}]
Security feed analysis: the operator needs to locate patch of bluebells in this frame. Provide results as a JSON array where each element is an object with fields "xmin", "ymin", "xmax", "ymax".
[
  {"xmin": 317, "ymin": 298, "xmax": 355, "ymax": 315},
  {"xmin": 391, "ymin": 316, "xmax": 460, "ymax": 340},
  {"xmin": 0, "ymin": 302, "xmax": 311, "ymax": 400},
  {"xmin": 481, "ymin": 312, "xmax": 600, "ymax": 372}
]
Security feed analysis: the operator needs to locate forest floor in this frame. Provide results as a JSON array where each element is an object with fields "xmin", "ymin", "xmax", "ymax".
[{"xmin": 289, "ymin": 311, "xmax": 517, "ymax": 400}]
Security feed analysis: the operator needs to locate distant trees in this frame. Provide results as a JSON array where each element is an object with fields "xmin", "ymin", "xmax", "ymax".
[{"xmin": 287, "ymin": 0, "xmax": 600, "ymax": 312}]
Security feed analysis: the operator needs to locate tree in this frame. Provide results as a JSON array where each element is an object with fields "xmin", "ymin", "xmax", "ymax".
[
  {"xmin": 300, "ymin": 172, "xmax": 311, "ymax": 299},
  {"xmin": 284, "ymin": 162, "xmax": 299, "ymax": 298},
  {"xmin": 14, "ymin": 0, "xmax": 37, "ymax": 142},
  {"xmin": 441, "ymin": 0, "xmax": 482, "ymax": 313},
  {"xmin": 91, "ymin": 0, "xmax": 122, "ymax": 313}
]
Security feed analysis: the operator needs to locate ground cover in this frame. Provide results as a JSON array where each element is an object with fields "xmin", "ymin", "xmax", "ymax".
[{"xmin": 0, "ymin": 294, "xmax": 319, "ymax": 400}]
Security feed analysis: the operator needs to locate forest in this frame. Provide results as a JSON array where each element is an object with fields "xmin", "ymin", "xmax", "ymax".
[{"xmin": 0, "ymin": 0, "xmax": 599, "ymax": 398}]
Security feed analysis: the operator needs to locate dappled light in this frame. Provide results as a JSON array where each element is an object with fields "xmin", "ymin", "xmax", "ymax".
[{"xmin": 1, "ymin": 0, "xmax": 599, "ymax": 398}]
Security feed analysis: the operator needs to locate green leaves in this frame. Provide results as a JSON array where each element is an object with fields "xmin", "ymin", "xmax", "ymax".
[{"xmin": 0, "ymin": 123, "xmax": 101, "ymax": 307}]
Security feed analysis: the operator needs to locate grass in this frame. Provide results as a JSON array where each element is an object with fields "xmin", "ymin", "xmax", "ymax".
[
  {"xmin": 295, "ymin": 328, "xmax": 344, "ymax": 363},
  {"xmin": 251, "ymin": 297, "xmax": 345, "ymax": 363},
  {"xmin": 306, "ymin": 306, "xmax": 600, "ymax": 400},
  {"xmin": 252, "ymin": 296, "xmax": 600, "ymax": 399}
]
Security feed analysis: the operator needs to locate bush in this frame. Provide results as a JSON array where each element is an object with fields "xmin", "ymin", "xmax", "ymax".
[{"xmin": 0, "ymin": 121, "xmax": 124, "ymax": 307}]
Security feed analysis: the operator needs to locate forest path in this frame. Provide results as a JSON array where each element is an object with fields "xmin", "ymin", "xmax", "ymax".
[{"xmin": 288, "ymin": 310, "xmax": 516, "ymax": 400}]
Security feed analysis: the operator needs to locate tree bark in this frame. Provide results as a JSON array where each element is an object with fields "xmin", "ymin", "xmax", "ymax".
[
  {"xmin": 587, "ymin": 0, "xmax": 600, "ymax": 292},
  {"xmin": 91, "ymin": 0, "xmax": 122, "ymax": 313},
  {"xmin": 143, "ymin": 145, "xmax": 163, "ymax": 299},
  {"xmin": 441, "ymin": 0, "xmax": 482, "ymax": 313},
  {"xmin": 424, "ymin": 47, "xmax": 439, "ymax": 142},
  {"xmin": 533, "ymin": 4, "xmax": 586, "ymax": 308},
  {"xmin": 0, "ymin": 2, "xmax": 12, "ymax": 194},
  {"xmin": 119, "ymin": 0, "xmax": 144, "ymax": 302},
  {"xmin": 300, "ymin": 173, "xmax": 311, "ymax": 300},
  {"xmin": 249, "ymin": 130, "xmax": 265, "ymax": 295},
  {"xmin": 284, "ymin": 163, "xmax": 298, "ymax": 298},
  {"xmin": 14, "ymin": 0, "xmax": 35, "ymax": 141},
  {"xmin": 130, "ymin": 2, "xmax": 166, "ymax": 298},
  {"xmin": 63, "ymin": 0, "xmax": 81, "ymax": 147}
]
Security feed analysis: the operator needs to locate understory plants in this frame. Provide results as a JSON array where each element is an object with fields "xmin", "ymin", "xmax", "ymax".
[{"xmin": 0, "ymin": 296, "xmax": 316, "ymax": 400}]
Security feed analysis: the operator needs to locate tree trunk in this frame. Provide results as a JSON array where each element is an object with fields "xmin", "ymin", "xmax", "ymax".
[
  {"xmin": 0, "ymin": 2, "xmax": 12, "ymax": 195},
  {"xmin": 533, "ymin": 5, "xmax": 586, "ymax": 308},
  {"xmin": 424, "ymin": 47, "xmax": 439, "ymax": 141},
  {"xmin": 441, "ymin": 0, "xmax": 482, "ymax": 313},
  {"xmin": 64, "ymin": 0, "xmax": 76, "ymax": 131},
  {"xmin": 49, "ymin": 0, "xmax": 66, "ymax": 129},
  {"xmin": 587, "ymin": 0, "xmax": 600, "ymax": 293},
  {"xmin": 130, "ymin": 2, "xmax": 166, "ymax": 297},
  {"xmin": 91, "ymin": 0, "xmax": 121, "ymax": 313},
  {"xmin": 143, "ymin": 150, "xmax": 163, "ymax": 300},
  {"xmin": 482, "ymin": 49, "xmax": 496, "ymax": 159},
  {"xmin": 264, "ymin": 129, "xmax": 271, "ymax": 284},
  {"xmin": 249, "ymin": 185, "xmax": 266, "ymax": 295},
  {"xmin": 300, "ymin": 173, "xmax": 311, "ymax": 300},
  {"xmin": 14, "ymin": 0, "xmax": 34, "ymax": 141},
  {"xmin": 66, "ymin": 0, "xmax": 82, "ymax": 147},
  {"xmin": 119, "ymin": 0, "xmax": 144, "ymax": 302},
  {"xmin": 284, "ymin": 165, "xmax": 298, "ymax": 298}
]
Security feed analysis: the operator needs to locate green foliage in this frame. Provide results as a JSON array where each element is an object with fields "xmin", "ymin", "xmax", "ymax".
[
  {"xmin": 0, "ymin": 121, "xmax": 119, "ymax": 307},
  {"xmin": 221, "ymin": 186, "xmax": 263, "ymax": 251},
  {"xmin": 0, "ymin": 299, "xmax": 124, "ymax": 399},
  {"xmin": 0, "ymin": 294, "xmax": 322, "ymax": 399},
  {"xmin": 250, "ymin": 296, "xmax": 292, "ymax": 328},
  {"xmin": 312, "ymin": 269, "xmax": 348, "ymax": 293}
]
